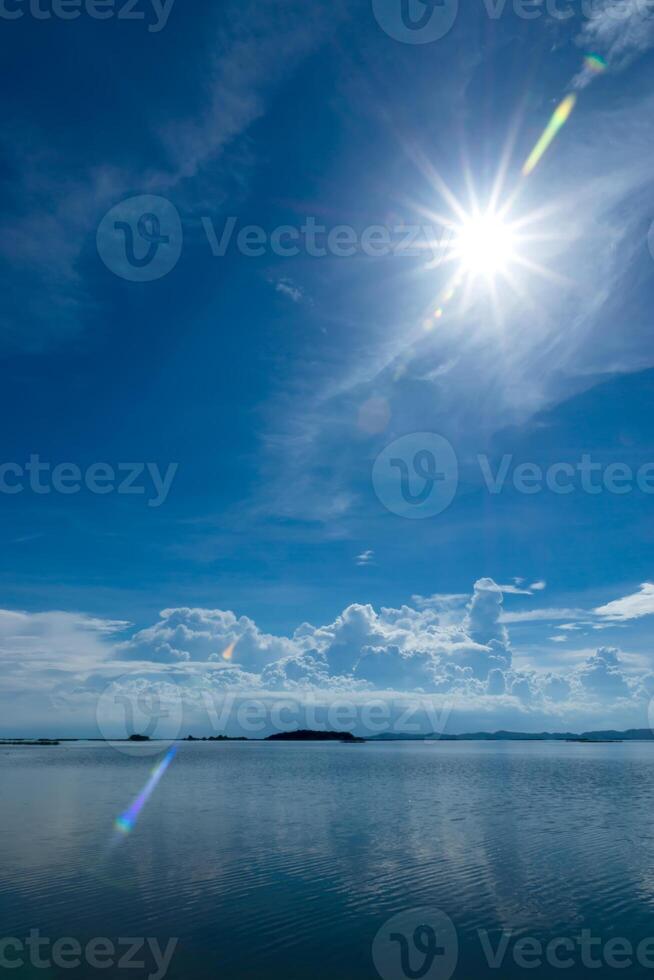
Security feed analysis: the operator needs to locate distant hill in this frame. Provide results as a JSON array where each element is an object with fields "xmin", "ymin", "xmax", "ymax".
[
  {"xmin": 368, "ymin": 729, "xmax": 654, "ymax": 741},
  {"xmin": 581, "ymin": 729, "xmax": 654, "ymax": 741}
]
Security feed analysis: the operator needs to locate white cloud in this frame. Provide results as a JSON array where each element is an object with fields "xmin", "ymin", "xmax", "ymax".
[
  {"xmin": 497, "ymin": 579, "xmax": 546, "ymax": 595},
  {"xmin": 356, "ymin": 549, "xmax": 375, "ymax": 566},
  {"xmin": 575, "ymin": 0, "xmax": 654, "ymax": 75},
  {"xmin": 465, "ymin": 578, "xmax": 510, "ymax": 649},
  {"xmin": 275, "ymin": 278, "xmax": 304, "ymax": 303},
  {"xmin": 501, "ymin": 607, "xmax": 586, "ymax": 624},
  {"xmin": 576, "ymin": 646, "xmax": 632, "ymax": 698},
  {"xmin": 120, "ymin": 607, "xmax": 295, "ymax": 671},
  {"xmin": 411, "ymin": 593, "xmax": 469, "ymax": 609},
  {"xmin": 0, "ymin": 579, "xmax": 651, "ymax": 736},
  {"xmin": 254, "ymin": 85, "xmax": 654, "ymax": 525},
  {"xmin": 158, "ymin": 0, "xmax": 341, "ymax": 181},
  {"xmin": 594, "ymin": 583, "xmax": 654, "ymax": 621}
]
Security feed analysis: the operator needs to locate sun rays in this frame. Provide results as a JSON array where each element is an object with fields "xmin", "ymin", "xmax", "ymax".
[{"xmin": 406, "ymin": 144, "xmax": 572, "ymax": 331}]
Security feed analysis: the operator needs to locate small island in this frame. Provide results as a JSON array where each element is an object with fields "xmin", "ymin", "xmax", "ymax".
[
  {"xmin": 183, "ymin": 734, "xmax": 248, "ymax": 741},
  {"xmin": 0, "ymin": 738, "xmax": 60, "ymax": 746},
  {"xmin": 566, "ymin": 737, "xmax": 623, "ymax": 743},
  {"xmin": 265, "ymin": 729, "xmax": 365, "ymax": 743}
]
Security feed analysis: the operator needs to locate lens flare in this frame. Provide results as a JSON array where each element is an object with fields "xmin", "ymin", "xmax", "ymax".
[
  {"xmin": 522, "ymin": 94, "xmax": 577, "ymax": 177},
  {"xmin": 114, "ymin": 746, "xmax": 177, "ymax": 835},
  {"xmin": 584, "ymin": 53, "xmax": 607, "ymax": 74}
]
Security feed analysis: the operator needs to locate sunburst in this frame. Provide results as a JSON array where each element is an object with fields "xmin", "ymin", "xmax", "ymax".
[{"xmin": 407, "ymin": 146, "xmax": 571, "ymax": 327}]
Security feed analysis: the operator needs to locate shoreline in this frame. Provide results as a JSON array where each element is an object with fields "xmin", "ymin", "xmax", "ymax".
[{"xmin": 2, "ymin": 728, "xmax": 653, "ymax": 746}]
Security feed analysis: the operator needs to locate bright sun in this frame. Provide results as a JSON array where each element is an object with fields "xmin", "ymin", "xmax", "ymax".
[
  {"xmin": 417, "ymin": 158, "xmax": 562, "ymax": 326},
  {"xmin": 454, "ymin": 212, "xmax": 517, "ymax": 279}
]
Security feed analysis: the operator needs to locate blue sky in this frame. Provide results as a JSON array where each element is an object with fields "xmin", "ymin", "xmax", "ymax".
[{"xmin": 2, "ymin": 0, "xmax": 654, "ymax": 735}]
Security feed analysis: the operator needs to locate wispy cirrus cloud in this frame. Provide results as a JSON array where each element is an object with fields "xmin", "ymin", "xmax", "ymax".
[
  {"xmin": 502, "ymin": 583, "xmax": 654, "ymax": 633},
  {"xmin": 594, "ymin": 582, "xmax": 654, "ymax": 621},
  {"xmin": 158, "ymin": 0, "xmax": 343, "ymax": 183},
  {"xmin": 254, "ymin": 84, "xmax": 654, "ymax": 525},
  {"xmin": 575, "ymin": 0, "xmax": 654, "ymax": 74},
  {"xmin": 498, "ymin": 580, "xmax": 547, "ymax": 595},
  {"xmin": 0, "ymin": 0, "xmax": 343, "ymax": 352},
  {"xmin": 275, "ymin": 278, "xmax": 304, "ymax": 303},
  {"xmin": 501, "ymin": 607, "xmax": 587, "ymax": 624}
]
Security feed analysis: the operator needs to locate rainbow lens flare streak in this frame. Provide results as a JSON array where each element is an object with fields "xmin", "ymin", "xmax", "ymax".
[
  {"xmin": 584, "ymin": 53, "xmax": 607, "ymax": 75},
  {"xmin": 522, "ymin": 94, "xmax": 577, "ymax": 176},
  {"xmin": 521, "ymin": 55, "xmax": 606, "ymax": 178},
  {"xmin": 114, "ymin": 746, "xmax": 177, "ymax": 835}
]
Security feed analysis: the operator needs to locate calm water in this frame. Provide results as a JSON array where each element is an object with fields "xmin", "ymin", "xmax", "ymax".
[{"xmin": 2, "ymin": 740, "xmax": 654, "ymax": 979}]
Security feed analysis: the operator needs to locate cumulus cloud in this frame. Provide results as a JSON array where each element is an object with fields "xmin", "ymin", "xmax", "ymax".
[
  {"xmin": 465, "ymin": 578, "xmax": 510, "ymax": 651},
  {"xmin": 0, "ymin": 579, "xmax": 651, "ymax": 736},
  {"xmin": 120, "ymin": 607, "xmax": 295, "ymax": 670},
  {"xmin": 576, "ymin": 646, "xmax": 632, "ymax": 699}
]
